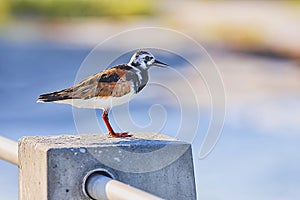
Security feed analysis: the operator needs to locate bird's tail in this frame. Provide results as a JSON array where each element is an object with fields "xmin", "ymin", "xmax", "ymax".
[{"xmin": 37, "ymin": 89, "xmax": 71, "ymax": 103}]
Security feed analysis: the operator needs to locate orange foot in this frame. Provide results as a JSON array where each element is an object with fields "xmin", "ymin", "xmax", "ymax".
[{"xmin": 109, "ymin": 132, "xmax": 132, "ymax": 138}]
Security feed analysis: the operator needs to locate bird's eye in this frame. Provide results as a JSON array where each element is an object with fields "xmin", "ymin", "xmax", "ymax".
[{"xmin": 145, "ymin": 56, "xmax": 151, "ymax": 61}]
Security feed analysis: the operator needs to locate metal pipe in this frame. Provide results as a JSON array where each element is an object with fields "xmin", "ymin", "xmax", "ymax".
[
  {"xmin": 0, "ymin": 136, "xmax": 18, "ymax": 165},
  {"xmin": 85, "ymin": 173, "xmax": 164, "ymax": 200}
]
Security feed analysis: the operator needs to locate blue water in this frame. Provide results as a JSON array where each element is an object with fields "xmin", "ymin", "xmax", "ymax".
[{"xmin": 1, "ymin": 41, "xmax": 300, "ymax": 199}]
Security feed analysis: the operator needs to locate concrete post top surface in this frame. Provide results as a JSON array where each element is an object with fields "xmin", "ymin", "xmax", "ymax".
[{"xmin": 18, "ymin": 133, "xmax": 187, "ymax": 150}]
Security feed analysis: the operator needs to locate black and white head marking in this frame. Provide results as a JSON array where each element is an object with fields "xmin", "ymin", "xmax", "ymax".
[
  {"xmin": 129, "ymin": 51, "xmax": 156, "ymax": 70},
  {"xmin": 126, "ymin": 50, "xmax": 168, "ymax": 93}
]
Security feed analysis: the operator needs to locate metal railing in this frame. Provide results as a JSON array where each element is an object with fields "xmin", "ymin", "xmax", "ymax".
[
  {"xmin": 86, "ymin": 173, "xmax": 163, "ymax": 200},
  {"xmin": 0, "ymin": 136, "xmax": 18, "ymax": 165},
  {"xmin": 0, "ymin": 136, "xmax": 164, "ymax": 200}
]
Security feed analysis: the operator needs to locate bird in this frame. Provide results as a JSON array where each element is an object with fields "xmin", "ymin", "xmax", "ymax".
[{"xmin": 37, "ymin": 50, "xmax": 168, "ymax": 138}]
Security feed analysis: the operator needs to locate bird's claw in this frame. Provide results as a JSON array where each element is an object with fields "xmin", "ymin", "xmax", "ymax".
[{"xmin": 109, "ymin": 132, "xmax": 132, "ymax": 138}]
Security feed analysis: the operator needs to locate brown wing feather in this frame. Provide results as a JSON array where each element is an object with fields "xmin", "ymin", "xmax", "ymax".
[
  {"xmin": 38, "ymin": 65, "xmax": 134, "ymax": 102},
  {"xmin": 75, "ymin": 67, "xmax": 132, "ymax": 99}
]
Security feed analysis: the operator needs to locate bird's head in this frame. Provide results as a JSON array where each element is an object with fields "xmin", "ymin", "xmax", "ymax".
[{"xmin": 129, "ymin": 50, "xmax": 168, "ymax": 70}]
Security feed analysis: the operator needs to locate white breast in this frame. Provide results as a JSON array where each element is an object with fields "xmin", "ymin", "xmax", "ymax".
[{"xmin": 54, "ymin": 90, "xmax": 135, "ymax": 110}]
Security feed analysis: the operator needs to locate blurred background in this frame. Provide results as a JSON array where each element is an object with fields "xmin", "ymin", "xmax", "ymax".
[{"xmin": 1, "ymin": 0, "xmax": 300, "ymax": 199}]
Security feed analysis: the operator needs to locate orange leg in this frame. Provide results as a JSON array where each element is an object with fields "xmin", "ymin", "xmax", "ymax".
[{"xmin": 102, "ymin": 110, "xmax": 131, "ymax": 138}]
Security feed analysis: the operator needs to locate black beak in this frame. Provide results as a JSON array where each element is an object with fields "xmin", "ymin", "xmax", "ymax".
[{"xmin": 152, "ymin": 59, "xmax": 168, "ymax": 68}]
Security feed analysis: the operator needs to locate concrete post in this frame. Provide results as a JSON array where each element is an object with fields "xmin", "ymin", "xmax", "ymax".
[{"xmin": 18, "ymin": 133, "xmax": 196, "ymax": 200}]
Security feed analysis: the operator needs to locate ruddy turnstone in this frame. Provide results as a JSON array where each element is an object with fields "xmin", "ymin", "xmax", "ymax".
[{"xmin": 37, "ymin": 50, "xmax": 168, "ymax": 138}]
